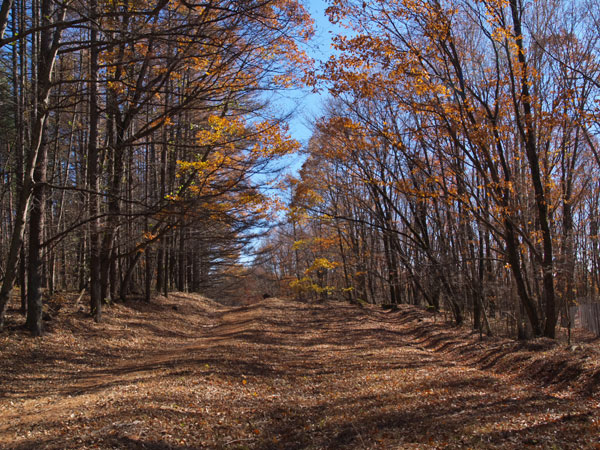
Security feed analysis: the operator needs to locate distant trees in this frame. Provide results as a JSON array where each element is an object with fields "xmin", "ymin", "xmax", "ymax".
[
  {"xmin": 257, "ymin": 0, "xmax": 600, "ymax": 339},
  {"xmin": 0, "ymin": 0, "xmax": 312, "ymax": 334}
]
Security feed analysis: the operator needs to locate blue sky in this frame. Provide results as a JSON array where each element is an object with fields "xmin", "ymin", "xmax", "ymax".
[
  {"xmin": 243, "ymin": 1, "xmax": 340, "ymax": 260},
  {"xmin": 271, "ymin": 0, "xmax": 341, "ymax": 173},
  {"xmin": 288, "ymin": 0, "xmax": 336, "ymax": 143}
]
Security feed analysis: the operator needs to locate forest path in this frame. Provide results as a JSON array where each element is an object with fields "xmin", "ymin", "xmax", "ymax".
[{"xmin": 0, "ymin": 295, "xmax": 598, "ymax": 449}]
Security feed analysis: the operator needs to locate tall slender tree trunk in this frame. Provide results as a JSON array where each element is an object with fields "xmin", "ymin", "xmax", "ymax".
[
  {"xmin": 145, "ymin": 248, "xmax": 152, "ymax": 302},
  {"xmin": 163, "ymin": 238, "xmax": 169, "ymax": 297},
  {"xmin": 0, "ymin": 0, "xmax": 64, "ymax": 330},
  {"xmin": 509, "ymin": 0, "xmax": 556, "ymax": 338},
  {"xmin": 178, "ymin": 227, "xmax": 185, "ymax": 291},
  {"xmin": 88, "ymin": 0, "xmax": 101, "ymax": 321},
  {"xmin": 26, "ymin": 0, "xmax": 64, "ymax": 336},
  {"xmin": 156, "ymin": 245, "xmax": 164, "ymax": 293}
]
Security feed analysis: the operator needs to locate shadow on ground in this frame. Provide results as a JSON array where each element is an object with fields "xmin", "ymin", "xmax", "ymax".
[{"xmin": 2, "ymin": 297, "xmax": 599, "ymax": 449}]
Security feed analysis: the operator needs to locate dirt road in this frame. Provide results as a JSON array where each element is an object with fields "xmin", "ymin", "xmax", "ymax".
[{"xmin": 1, "ymin": 295, "xmax": 598, "ymax": 449}]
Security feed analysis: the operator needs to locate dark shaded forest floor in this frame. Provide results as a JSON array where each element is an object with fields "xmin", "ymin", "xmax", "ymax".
[{"xmin": 1, "ymin": 293, "xmax": 599, "ymax": 449}]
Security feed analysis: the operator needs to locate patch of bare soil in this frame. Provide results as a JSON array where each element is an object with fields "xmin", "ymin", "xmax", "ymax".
[{"xmin": 0, "ymin": 295, "xmax": 599, "ymax": 449}]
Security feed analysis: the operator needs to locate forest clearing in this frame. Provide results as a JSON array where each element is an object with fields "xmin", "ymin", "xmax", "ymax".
[{"xmin": 1, "ymin": 293, "xmax": 599, "ymax": 449}]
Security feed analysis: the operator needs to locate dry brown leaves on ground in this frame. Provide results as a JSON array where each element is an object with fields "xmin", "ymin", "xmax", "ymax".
[{"xmin": 0, "ymin": 294, "xmax": 599, "ymax": 449}]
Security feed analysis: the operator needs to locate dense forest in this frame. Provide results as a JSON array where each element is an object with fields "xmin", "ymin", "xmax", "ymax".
[
  {"xmin": 1, "ymin": 0, "xmax": 600, "ymax": 342},
  {"xmin": 256, "ymin": 0, "xmax": 600, "ymax": 340},
  {"xmin": 0, "ymin": 0, "xmax": 311, "ymax": 335}
]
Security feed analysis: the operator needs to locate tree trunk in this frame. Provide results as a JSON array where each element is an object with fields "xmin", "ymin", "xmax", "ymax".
[
  {"xmin": 88, "ymin": 0, "xmax": 101, "ymax": 321},
  {"xmin": 156, "ymin": 245, "xmax": 164, "ymax": 293},
  {"xmin": 145, "ymin": 248, "xmax": 152, "ymax": 302},
  {"xmin": 0, "ymin": 0, "xmax": 64, "ymax": 330},
  {"xmin": 509, "ymin": 0, "xmax": 556, "ymax": 338},
  {"xmin": 26, "ymin": 168, "xmax": 45, "ymax": 336}
]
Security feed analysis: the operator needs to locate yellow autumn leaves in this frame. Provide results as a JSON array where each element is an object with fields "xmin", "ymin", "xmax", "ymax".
[
  {"xmin": 167, "ymin": 114, "xmax": 299, "ymax": 225},
  {"xmin": 189, "ymin": 115, "xmax": 300, "ymax": 159}
]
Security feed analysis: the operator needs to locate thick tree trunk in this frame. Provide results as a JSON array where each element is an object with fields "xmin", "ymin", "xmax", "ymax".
[
  {"xmin": 0, "ymin": 0, "xmax": 13, "ymax": 40},
  {"xmin": 26, "ymin": 171, "xmax": 46, "ymax": 336}
]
